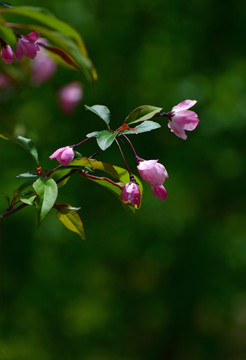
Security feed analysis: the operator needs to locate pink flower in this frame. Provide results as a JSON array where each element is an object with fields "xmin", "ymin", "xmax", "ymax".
[
  {"xmin": 151, "ymin": 185, "xmax": 167, "ymax": 201},
  {"xmin": 49, "ymin": 146, "xmax": 74, "ymax": 166},
  {"xmin": 58, "ymin": 82, "xmax": 83, "ymax": 114},
  {"xmin": 31, "ymin": 39, "xmax": 57, "ymax": 85},
  {"xmin": 1, "ymin": 44, "xmax": 15, "ymax": 64},
  {"xmin": 15, "ymin": 31, "xmax": 40, "ymax": 60},
  {"xmin": 121, "ymin": 182, "xmax": 141, "ymax": 208},
  {"xmin": 137, "ymin": 160, "xmax": 168, "ymax": 186},
  {"xmin": 168, "ymin": 99, "xmax": 199, "ymax": 140}
]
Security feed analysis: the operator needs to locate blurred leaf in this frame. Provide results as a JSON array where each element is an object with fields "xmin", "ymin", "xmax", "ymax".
[
  {"xmin": 0, "ymin": 133, "xmax": 39, "ymax": 164},
  {"xmin": 125, "ymin": 105, "xmax": 162, "ymax": 124},
  {"xmin": 0, "ymin": 192, "xmax": 10, "ymax": 205},
  {"xmin": 86, "ymin": 131, "xmax": 99, "ymax": 138},
  {"xmin": 55, "ymin": 203, "xmax": 85, "ymax": 240},
  {"xmin": 17, "ymin": 178, "xmax": 37, "ymax": 192},
  {"xmin": 122, "ymin": 120, "xmax": 161, "ymax": 134},
  {"xmin": 51, "ymin": 168, "xmax": 72, "ymax": 188},
  {"xmin": 16, "ymin": 171, "xmax": 38, "ymax": 179},
  {"xmin": 0, "ymin": 23, "xmax": 16, "ymax": 48},
  {"xmin": 96, "ymin": 130, "xmax": 118, "ymax": 151},
  {"xmin": 33, "ymin": 178, "xmax": 58, "ymax": 225},
  {"xmin": 85, "ymin": 105, "xmax": 111, "ymax": 126}
]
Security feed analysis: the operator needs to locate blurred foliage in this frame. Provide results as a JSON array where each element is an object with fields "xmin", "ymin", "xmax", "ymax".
[{"xmin": 1, "ymin": 0, "xmax": 246, "ymax": 359}]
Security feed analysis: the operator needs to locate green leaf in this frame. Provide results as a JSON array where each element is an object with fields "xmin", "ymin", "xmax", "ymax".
[
  {"xmin": 0, "ymin": 192, "xmax": 10, "ymax": 205},
  {"xmin": 19, "ymin": 192, "xmax": 36, "ymax": 206},
  {"xmin": 125, "ymin": 105, "xmax": 162, "ymax": 124},
  {"xmin": 86, "ymin": 131, "xmax": 99, "ymax": 138},
  {"xmin": 1, "ymin": 133, "xmax": 39, "ymax": 164},
  {"xmin": 33, "ymin": 178, "xmax": 58, "ymax": 225},
  {"xmin": 85, "ymin": 105, "xmax": 111, "ymax": 126},
  {"xmin": 55, "ymin": 203, "xmax": 85, "ymax": 240},
  {"xmin": 16, "ymin": 171, "xmax": 38, "ymax": 179},
  {"xmin": 69, "ymin": 157, "xmax": 143, "ymax": 210},
  {"xmin": 96, "ymin": 130, "xmax": 118, "ymax": 151},
  {"xmin": 0, "ymin": 23, "xmax": 16, "ymax": 48},
  {"xmin": 51, "ymin": 168, "xmax": 72, "ymax": 188},
  {"xmin": 122, "ymin": 120, "xmax": 161, "ymax": 135},
  {"xmin": 18, "ymin": 178, "xmax": 37, "ymax": 192}
]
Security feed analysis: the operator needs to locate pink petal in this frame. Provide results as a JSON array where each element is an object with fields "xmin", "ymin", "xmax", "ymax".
[
  {"xmin": 172, "ymin": 100, "xmax": 197, "ymax": 112},
  {"xmin": 49, "ymin": 147, "xmax": 66, "ymax": 160},
  {"xmin": 173, "ymin": 110, "xmax": 199, "ymax": 131},
  {"xmin": 60, "ymin": 147, "xmax": 74, "ymax": 165},
  {"xmin": 1, "ymin": 45, "xmax": 15, "ymax": 64},
  {"xmin": 23, "ymin": 31, "xmax": 40, "ymax": 42},
  {"xmin": 151, "ymin": 185, "xmax": 167, "ymax": 201},
  {"xmin": 168, "ymin": 121, "xmax": 187, "ymax": 140}
]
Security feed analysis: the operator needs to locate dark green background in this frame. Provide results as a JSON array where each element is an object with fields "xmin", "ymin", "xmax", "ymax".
[{"xmin": 1, "ymin": 0, "xmax": 246, "ymax": 359}]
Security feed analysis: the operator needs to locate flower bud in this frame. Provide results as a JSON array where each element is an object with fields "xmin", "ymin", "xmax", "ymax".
[
  {"xmin": 49, "ymin": 146, "xmax": 74, "ymax": 166},
  {"xmin": 58, "ymin": 82, "xmax": 83, "ymax": 114},
  {"xmin": 137, "ymin": 160, "xmax": 168, "ymax": 186},
  {"xmin": 151, "ymin": 185, "xmax": 167, "ymax": 201},
  {"xmin": 121, "ymin": 182, "xmax": 141, "ymax": 208},
  {"xmin": 1, "ymin": 44, "xmax": 15, "ymax": 64},
  {"xmin": 168, "ymin": 99, "xmax": 199, "ymax": 140}
]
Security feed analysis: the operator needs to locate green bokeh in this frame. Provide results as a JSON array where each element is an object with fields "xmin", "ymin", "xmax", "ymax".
[{"xmin": 1, "ymin": 0, "xmax": 246, "ymax": 359}]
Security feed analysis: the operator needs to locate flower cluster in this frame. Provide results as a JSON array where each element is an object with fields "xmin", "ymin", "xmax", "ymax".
[{"xmin": 0, "ymin": 31, "xmax": 40, "ymax": 65}]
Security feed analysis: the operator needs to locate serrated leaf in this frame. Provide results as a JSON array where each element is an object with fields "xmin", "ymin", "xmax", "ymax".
[
  {"xmin": 16, "ymin": 171, "xmax": 38, "ymax": 179},
  {"xmin": 125, "ymin": 105, "xmax": 162, "ymax": 124},
  {"xmin": 96, "ymin": 130, "xmax": 118, "ymax": 151},
  {"xmin": 1, "ymin": 133, "xmax": 39, "ymax": 164},
  {"xmin": 122, "ymin": 120, "xmax": 161, "ymax": 135},
  {"xmin": 33, "ymin": 178, "xmax": 58, "ymax": 224},
  {"xmin": 55, "ymin": 203, "xmax": 85, "ymax": 240},
  {"xmin": 85, "ymin": 105, "xmax": 110, "ymax": 126}
]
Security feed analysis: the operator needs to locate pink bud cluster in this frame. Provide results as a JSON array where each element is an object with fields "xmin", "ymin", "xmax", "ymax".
[{"xmin": 0, "ymin": 32, "xmax": 40, "ymax": 65}]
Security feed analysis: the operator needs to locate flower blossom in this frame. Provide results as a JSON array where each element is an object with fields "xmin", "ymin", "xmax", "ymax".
[
  {"xmin": 49, "ymin": 146, "xmax": 74, "ymax": 166},
  {"xmin": 168, "ymin": 99, "xmax": 199, "ymax": 140},
  {"xmin": 121, "ymin": 182, "xmax": 141, "ymax": 208},
  {"xmin": 15, "ymin": 31, "xmax": 40, "ymax": 60},
  {"xmin": 137, "ymin": 159, "xmax": 168, "ymax": 186},
  {"xmin": 58, "ymin": 82, "xmax": 83, "ymax": 114},
  {"xmin": 1, "ymin": 44, "xmax": 15, "ymax": 64},
  {"xmin": 151, "ymin": 185, "xmax": 167, "ymax": 201}
]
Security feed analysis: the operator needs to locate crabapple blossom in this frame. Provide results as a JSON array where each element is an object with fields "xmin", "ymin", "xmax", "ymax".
[
  {"xmin": 121, "ymin": 182, "xmax": 141, "ymax": 208},
  {"xmin": 49, "ymin": 146, "xmax": 74, "ymax": 166},
  {"xmin": 58, "ymin": 82, "xmax": 83, "ymax": 114},
  {"xmin": 151, "ymin": 185, "xmax": 167, "ymax": 201},
  {"xmin": 1, "ymin": 44, "xmax": 15, "ymax": 64},
  {"xmin": 137, "ymin": 159, "xmax": 168, "ymax": 186},
  {"xmin": 168, "ymin": 99, "xmax": 199, "ymax": 140},
  {"xmin": 15, "ymin": 31, "xmax": 40, "ymax": 60}
]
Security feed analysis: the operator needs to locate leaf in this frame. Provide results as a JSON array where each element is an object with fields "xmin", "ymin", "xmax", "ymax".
[
  {"xmin": 0, "ymin": 133, "xmax": 39, "ymax": 164},
  {"xmin": 86, "ymin": 131, "xmax": 99, "ymax": 138},
  {"xmin": 0, "ymin": 23, "xmax": 16, "ymax": 48},
  {"xmin": 33, "ymin": 178, "xmax": 58, "ymax": 225},
  {"xmin": 51, "ymin": 168, "xmax": 72, "ymax": 188},
  {"xmin": 16, "ymin": 171, "xmax": 38, "ymax": 179},
  {"xmin": 19, "ymin": 193, "xmax": 36, "ymax": 206},
  {"xmin": 96, "ymin": 130, "xmax": 118, "ymax": 151},
  {"xmin": 55, "ymin": 203, "xmax": 85, "ymax": 240},
  {"xmin": 121, "ymin": 120, "xmax": 161, "ymax": 135},
  {"xmin": 0, "ymin": 192, "xmax": 10, "ymax": 205},
  {"xmin": 0, "ymin": 2, "xmax": 14, "ymax": 8},
  {"xmin": 125, "ymin": 105, "xmax": 162, "ymax": 124},
  {"xmin": 85, "ymin": 105, "xmax": 111, "ymax": 126}
]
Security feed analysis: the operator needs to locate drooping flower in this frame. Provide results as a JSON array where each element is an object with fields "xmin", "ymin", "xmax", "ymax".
[
  {"xmin": 168, "ymin": 99, "xmax": 199, "ymax": 140},
  {"xmin": 1, "ymin": 44, "xmax": 15, "ymax": 64},
  {"xmin": 49, "ymin": 146, "xmax": 74, "ymax": 166},
  {"xmin": 137, "ymin": 159, "xmax": 168, "ymax": 186},
  {"xmin": 121, "ymin": 182, "xmax": 141, "ymax": 208},
  {"xmin": 58, "ymin": 81, "xmax": 83, "ymax": 114},
  {"xmin": 31, "ymin": 39, "xmax": 57, "ymax": 85},
  {"xmin": 15, "ymin": 31, "xmax": 40, "ymax": 60},
  {"xmin": 151, "ymin": 185, "xmax": 167, "ymax": 201}
]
